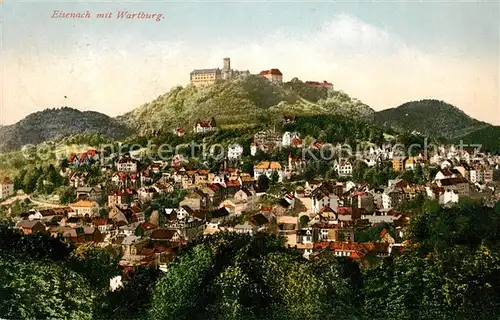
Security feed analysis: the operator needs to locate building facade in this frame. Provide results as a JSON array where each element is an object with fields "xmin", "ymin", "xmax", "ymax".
[
  {"xmin": 190, "ymin": 58, "xmax": 250, "ymax": 87},
  {"xmin": 0, "ymin": 177, "xmax": 14, "ymax": 199},
  {"xmin": 259, "ymin": 69, "xmax": 283, "ymax": 84}
]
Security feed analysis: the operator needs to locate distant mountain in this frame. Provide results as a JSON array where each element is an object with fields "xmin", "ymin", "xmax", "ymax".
[
  {"xmin": 374, "ymin": 99, "xmax": 490, "ymax": 139},
  {"xmin": 121, "ymin": 75, "xmax": 374, "ymax": 136},
  {"xmin": 0, "ymin": 107, "xmax": 132, "ymax": 152}
]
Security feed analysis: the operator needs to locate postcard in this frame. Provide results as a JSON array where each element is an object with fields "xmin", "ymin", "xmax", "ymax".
[{"xmin": 1, "ymin": 1, "xmax": 500, "ymax": 319}]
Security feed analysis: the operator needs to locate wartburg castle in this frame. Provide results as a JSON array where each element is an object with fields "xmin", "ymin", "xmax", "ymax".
[
  {"xmin": 189, "ymin": 57, "xmax": 334, "ymax": 90},
  {"xmin": 189, "ymin": 57, "xmax": 286, "ymax": 87}
]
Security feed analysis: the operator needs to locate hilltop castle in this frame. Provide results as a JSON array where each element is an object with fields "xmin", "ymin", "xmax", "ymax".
[{"xmin": 190, "ymin": 58, "xmax": 250, "ymax": 87}]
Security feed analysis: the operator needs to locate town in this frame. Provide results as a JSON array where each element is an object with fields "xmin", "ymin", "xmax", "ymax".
[{"xmin": 2, "ymin": 71, "xmax": 499, "ymax": 278}]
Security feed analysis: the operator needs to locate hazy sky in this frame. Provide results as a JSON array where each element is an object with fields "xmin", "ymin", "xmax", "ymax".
[{"xmin": 1, "ymin": 1, "xmax": 499, "ymax": 125}]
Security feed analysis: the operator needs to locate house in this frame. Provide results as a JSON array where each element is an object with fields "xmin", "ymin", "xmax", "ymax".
[
  {"xmin": 436, "ymin": 177, "xmax": 470, "ymax": 196},
  {"xmin": 304, "ymin": 81, "xmax": 333, "ymax": 90},
  {"xmin": 69, "ymin": 172, "xmax": 89, "ymax": 188},
  {"xmin": 392, "ymin": 159, "xmax": 404, "ymax": 172},
  {"xmin": 150, "ymin": 228, "xmax": 182, "ymax": 244},
  {"xmin": 62, "ymin": 227, "xmax": 86, "ymax": 243},
  {"xmin": 282, "ymin": 132, "xmax": 300, "ymax": 147},
  {"xmin": 350, "ymin": 191, "xmax": 375, "ymax": 212},
  {"xmin": 138, "ymin": 187, "xmax": 157, "ymax": 202},
  {"xmin": 0, "ymin": 177, "xmax": 14, "ymax": 199},
  {"xmin": 83, "ymin": 226, "xmax": 103, "ymax": 242},
  {"xmin": 335, "ymin": 159, "xmax": 353, "ymax": 177},
  {"xmin": 135, "ymin": 222, "xmax": 158, "ymax": 237},
  {"xmin": 234, "ymin": 221, "xmax": 257, "ymax": 234},
  {"xmin": 154, "ymin": 182, "xmax": 174, "ymax": 194},
  {"xmin": 282, "ymin": 115, "xmax": 296, "ymax": 124},
  {"xmin": 439, "ymin": 189, "xmax": 459, "ymax": 205},
  {"xmin": 403, "ymin": 157, "xmax": 417, "ymax": 171},
  {"xmin": 227, "ymin": 144, "xmax": 244, "ymax": 160},
  {"xmin": 175, "ymin": 127, "xmax": 185, "ymax": 137},
  {"xmin": 296, "ymin": 228, "xmax": 314, "ymax": 245},
  {"xmin": 109, "ymin": 206, "xmax": 129, "ymax": 226},
  {"xmin": 116, "ymin": 155, "xmax": 139, "ymax": 173},
  {"xmin": 179, "ymin": 191, "xmax": 207, "ymax": 211},
  {"xmin": 209, "ymin": 207, "xmax": 230, "ymax": 221},
  {"xmin": 313, "ymin": 223, "xmax": 355, "ymax": 242},
  {"xmin": 259, "ymin": 69, "xmax": 283, "ymax": 84},
  {"xmin": 69, "ymin": 200, "xmax": 99, "ymax": 217},
  {"xmin": 194, "ymin": 118, "xmax": 216, "ymax": 134},
  {"xmin": 310, "ymin": 183, "xmax": 341, "ymax": 214},
  {"xmin": 76, "ymin": 186, "xmax": 102, "ymax": 203},
  {"xmin": 16, "ymin": 220, "xmax": 46, "ymax": 235},
  {"xmin": 435, "ymin": 168, "xmax": 461, "ymax": 180},
  {"xmin": 253, "ymin": 161, "xmax": 285, "ymax": 183},
  {"xmin": 234, "ymin": 188, "xmax": 253, "ymax": 203},
  {"xmin": 108, "ymin": 189, "xmax": 137, "ymax": 207},
  {"xmin": 121, "ymin": 235, "xmax": 149, "ymax": 258},
  {"xmin": 378, "ymin": 229, "xmax": 395, "ymax": 244},
  {"xmin": 92, "ymin": 218, "xmax": 114, "ymax": 233}
]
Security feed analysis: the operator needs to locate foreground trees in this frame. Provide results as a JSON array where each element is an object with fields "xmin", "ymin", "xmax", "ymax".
[
  {"xmin": 150, "ymin": 232, "xmax": 363, "ymax": 320},
  {"xmin": 2, "ymin": 200, "xmax": 500, "ymax": 319}
]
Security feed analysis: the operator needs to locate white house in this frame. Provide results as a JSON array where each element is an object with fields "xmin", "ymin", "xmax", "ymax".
[
  {"xmin": 335, "ymin": 159, "xmax": 353, "ymax": 177},
  {"xmin": 69, "ymin": 200, "xmax": 99, "ymax": 217},
  {"xmin": 227, "ymin": 144, "xmax": 244, "ymax": 160},
  {"xmin": 253, "ymin": 161, "xmax": 285, "ymax": 183},
  {"xmin": 194, "ymin": 119, "xmax": 216, "ymax": 134},
  {"xmin": 0, "ymin": 177, "xmax": 14, "ymax": 199},
  {"xmin": 250, "ymin": 143, "xmax": 258, "ymax": 156},
  {"xmin": 310, "ymin": 183, "xmax": 339, "ymax": 214},
  {"xmin": 439, "ymin": 190, "xmax": 459, "ymax": 205},
  {"xmin": 282, "ymin": 132, "xmax": 299, "ymax": 147},
  {"xmin": 382, "ymin": 193, "xmax": 393, "ymax": 209},
  {"xmin": 116, "ymin": 156, "xmax": 138, "ymax": 173}
]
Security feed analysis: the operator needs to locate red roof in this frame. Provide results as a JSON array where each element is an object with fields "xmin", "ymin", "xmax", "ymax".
[
  {"xmin": 139, "ymin": 248, "xmax": 155, "ymax": 256},
  {"xmin": 226, "ymin": 180, "xmax": 241, "ymax": 187},
  {"xmin": 68, "ymin": 153, "xmax": 78, "ymax": 162},
  {"xmin": 93, "ymin": 218, "xmax": 110, "ymax": 226},
  {"xmin": 379, "ymin": 228, "xmax": 388, "ymax": 238},
  {"xmin": 87, "ymin": 149, "xmax": 98, "ymax": 157},
  {"xmin": 79, "ymin": 153, "xmax": 88, "ymax": 163},
  {"xmin": 259, "ymin": 69, "xmax": 283, "ymax": 76},
  {"xmin": 140, "ymin": 222, "xmax": 158, "ymax": 232},
  {"xmin": 196, "ymin": 121, "xmax": 212, "ymax": 128},
  {"xmin": 337, "ymin": 207, "xmax": 353, "ymax": 216}
]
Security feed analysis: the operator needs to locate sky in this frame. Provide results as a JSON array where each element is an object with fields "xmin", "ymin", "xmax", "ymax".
[{"xmin": 1, "ymin": 0, "xmax": 499, "ymax": 126}]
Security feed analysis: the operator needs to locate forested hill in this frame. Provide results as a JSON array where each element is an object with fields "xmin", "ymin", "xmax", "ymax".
[
  {"xmin": 120, "ymin": 76, "xmax": 375, "ymax": 136},
  {"xmin": 373, "ymin": 99, "xmax": 490, "ymax": 139},
  {"xmin": 0, "ymin": 107, "xmax": 131, "ymax": 152}
]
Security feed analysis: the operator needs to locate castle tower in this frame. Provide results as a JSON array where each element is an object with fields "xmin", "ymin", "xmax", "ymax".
[
  {"xmin": 223, "ymin": 57, "xmax": 230, "ymax": 71},
  {"xmin": 222, "ymin": 57, "xmax": 231, "ymax": 80}
]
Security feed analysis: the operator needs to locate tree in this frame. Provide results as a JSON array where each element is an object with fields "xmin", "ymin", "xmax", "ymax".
[
  {"xmin": 150, "ymin": 232, "xmax": 361, "ymax": 320},
  {"xmin": 270, "ymin": 170, "xmax": 279, "ymax": 185},
  {"xmin": 299, "ymin": 215, "xmax": 310, "ymax": 228},
  {"xmin": 352, "ymin": 161, "xmax": 369, "ymax": 183},
  {"xmin": 100, "ymin": 267, "xmax": 161, "ymax": 320},
  {"xmin": 58, "ymin": 186, "xmax": 76, "ymax": 204},
  {"xmin": 67, "ymin": 246, "xmax": 121, "ymax": 295},
  {"xmin": 0, "ymin": 260, "xmax": 95, "ymax": 320},
  {"xmin": 257, "ymin": 175, "xmax": 270, "ymax": 192},
  {"xmin": 99, "ymin": 208, "xmax": 108, "ymax": 218}
]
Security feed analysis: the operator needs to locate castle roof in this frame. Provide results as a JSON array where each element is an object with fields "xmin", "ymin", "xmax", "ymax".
[
  {"xmin": 259, "ymin": 69, "xmax": 283, "ymax": 76},
  {"xmin": 190, "ymin": 68, "xmax": 221, "ymax": 75}
]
